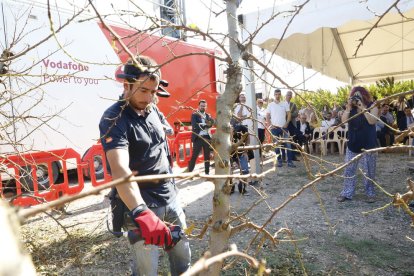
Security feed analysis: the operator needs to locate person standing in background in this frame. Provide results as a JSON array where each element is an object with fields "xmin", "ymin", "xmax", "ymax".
[
  {"xmin": 187, "ymin": 100, "xmax": 215, "ymax": 175},
  {"xmin": 266, "ymin": 89, "xmax": 296, "ymax": 168},
  {"xmin": 285, "ymin": 91, "xmax": 299, "ymax": 133},
  {"xmin": 257, "ymin": 98, "xmax": 267, "ymax": 157},
  {"xmin": 285, "ymin": 90, "xmax": 299, "ymax": 160},
  {"xmin": 234, "ymin": 92, "xmax": 251, "ymax": 128},
  {"xmin": 391, "ymin": 96, "xmax": 408, "ymax": 131}
]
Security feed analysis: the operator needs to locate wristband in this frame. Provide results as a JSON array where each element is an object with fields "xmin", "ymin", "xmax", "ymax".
[{"xmin": 129, "ymin": 203, "xmax": 148, "ymax": 218}]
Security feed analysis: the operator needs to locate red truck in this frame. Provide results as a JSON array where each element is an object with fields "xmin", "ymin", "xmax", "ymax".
[{"xmin": 0, "ymin": 0, "xmax": 222, "ymax": 205}]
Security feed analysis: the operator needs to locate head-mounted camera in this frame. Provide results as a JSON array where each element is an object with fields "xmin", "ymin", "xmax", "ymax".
[{"xmin": 117, "ymin": 62, "xmax": 171, "ymax": 97}]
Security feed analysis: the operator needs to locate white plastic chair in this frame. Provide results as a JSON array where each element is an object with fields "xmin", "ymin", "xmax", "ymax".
[
  {"xmin": 338, "ymin": 124, "xmax": 348, "ymax": 155},
  {"xmin": 309, "ymin": 127, "xmax": 326, "ymax": 155},
  {"xmin": 326, "ymin": 126, "xmax": 343, "ymax": 154}
]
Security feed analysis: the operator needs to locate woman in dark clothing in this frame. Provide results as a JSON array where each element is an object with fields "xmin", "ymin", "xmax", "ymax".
[{"xmin": 337, "ymin": 86, "xmax": 379, "ymax": 203}]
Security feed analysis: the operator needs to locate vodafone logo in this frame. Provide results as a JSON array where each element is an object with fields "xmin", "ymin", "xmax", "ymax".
[{"xmin": 42, "ymin": 59, "xmax": 89, "ymax": 71}]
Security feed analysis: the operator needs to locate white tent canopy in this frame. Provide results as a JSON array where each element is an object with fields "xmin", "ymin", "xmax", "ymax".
[{"xmin": 242, "ymin": 0, "xmax": 414, "ymax": 84}]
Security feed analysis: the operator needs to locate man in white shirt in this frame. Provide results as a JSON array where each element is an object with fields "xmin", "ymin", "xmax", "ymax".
[
  {"xmin": 266, "ymin": 89, "xmax": 296, "ymax": 168},
  {"xmin": 320, "ymin": 111, "xmax": 336, "ymax": 133},
  {"xmin": 233, "ymin": 93, "xmax": 251, "ymax": 128}
]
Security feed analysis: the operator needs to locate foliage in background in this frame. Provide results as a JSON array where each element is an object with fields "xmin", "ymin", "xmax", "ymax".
[
  {"xmin": 292, "ymin": 78, "xmax": 414, "ymax": 110},
  {"xmin": 292, "ymin": 87, "xmax": 350, "ymax": 111}
]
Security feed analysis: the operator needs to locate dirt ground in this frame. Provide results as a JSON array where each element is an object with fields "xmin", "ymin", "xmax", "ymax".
[{"xmin": 20, "ymin": 152, "xmax": 414, "ymax": 275}]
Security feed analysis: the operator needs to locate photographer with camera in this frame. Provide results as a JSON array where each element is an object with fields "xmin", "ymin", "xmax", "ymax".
[{"xmin": 337, "ymin": 86, "xmax": 379, "ymax": 203}]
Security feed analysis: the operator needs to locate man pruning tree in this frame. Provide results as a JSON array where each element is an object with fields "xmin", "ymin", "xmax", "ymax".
[{"xmin": 99, "ymin": 56, "xmax": 190, "ymax": 276}]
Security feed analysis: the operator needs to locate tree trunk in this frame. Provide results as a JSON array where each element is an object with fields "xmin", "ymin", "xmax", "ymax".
[
  {"xmin": 203, "ymin": 0, "xmax": 243, "ymax": 275},
  {"xmin": 0, "ymin": 201, "xmax": 36, "ymax": 276}
]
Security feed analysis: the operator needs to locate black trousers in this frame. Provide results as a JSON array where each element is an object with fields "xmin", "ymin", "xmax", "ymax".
[
  {"xmin": 287, "ymin": 121, "xmax": 298, "ymax": 137},
  {"xmin": 258, "ymin": 128, "xmax": 265, "ymax": 156},
  {"xmin": 377, "ymin": 128, "xmax": 395, "ymax": 147},
  {"xmin": 258, "ymin": 128, "xmax": 265, "ymax": 144},
  {"xmin": 188, "ymin": 135, "xmax": 211, "ymax": 174},
  {"xmin": 287, "ymin": 122, "xmax": 299, "ymax": 158},
  {"xmin": 396, "ymin": 110, "xmax": 406, "ymax": 131},
  {"xmin": 295, "ymin": 132, "xmax": 309, "ymax": 147}
]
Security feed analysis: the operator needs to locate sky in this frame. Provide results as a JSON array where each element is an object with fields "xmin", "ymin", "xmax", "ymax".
[{"xmin": 184, "ymin": 0, "xmax": 347, "ymax": 93}]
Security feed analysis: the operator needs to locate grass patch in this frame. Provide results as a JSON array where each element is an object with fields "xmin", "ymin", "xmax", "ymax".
[
  {"xmin": 221, "ymin": 250, "xmax": 306, "ymax": 276},
  {"xmin": 336, "ymin": 235, "xmax": 400, "ymax": 269},
  {"xmin": 219, "ymin": 241, "xmax": 326, "ymax": 276}
]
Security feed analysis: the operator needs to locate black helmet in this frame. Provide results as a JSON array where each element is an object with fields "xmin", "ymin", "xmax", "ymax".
[{"xmin": 117, "ymin": 60, "xmax": 170, "ymax": 98}]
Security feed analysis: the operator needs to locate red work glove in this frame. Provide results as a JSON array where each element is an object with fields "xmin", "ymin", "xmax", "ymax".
[{"xmin": 129, "ymin": 204, "xmax": 172, "ymax": 247}]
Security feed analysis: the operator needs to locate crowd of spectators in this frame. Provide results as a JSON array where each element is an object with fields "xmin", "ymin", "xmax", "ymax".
[
  {"xmin": 190, "ymin": 90, "xmax": 414, "ymax": 197},
  {"xmin": 254, "ymin": 92, "xmax": 414, "ymax": 151}
]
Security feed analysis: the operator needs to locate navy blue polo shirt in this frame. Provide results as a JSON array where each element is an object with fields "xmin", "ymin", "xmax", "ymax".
[{"xmin": 99, "ymin": 99, "xmax": 177, "ymax": 207}]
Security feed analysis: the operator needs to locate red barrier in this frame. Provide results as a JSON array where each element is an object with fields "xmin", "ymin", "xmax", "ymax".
[
  {"xmin": 173, "ymin": 131, "xmax": 193, "ymax": 168},
  {"xmin": 0, "ymin": 130, "xmax": 206, "ymax": 206},
  {"xmin": 82, "ymin": 144, "xmax": 112, "ymax": 187},
  {"xmin": 173, "ymin": 124, "xmax": 191, "ymax": 136},
  {"xmin": 173, "ymin": 131, "xmax": 209, "ymax": 168},
  {"xmin": 0, "ymin": 148, "xmax": 85, "ymax": 207}
]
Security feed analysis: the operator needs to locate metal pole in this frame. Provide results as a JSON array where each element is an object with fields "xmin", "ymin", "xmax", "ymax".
[
  {"xmin": 302, "ymin": 65, "xmax": 305, "ymax": 90},
  {"xmin": 240, "ymin": 14, "xmax": 261, "ymax": 176},
  {"xmin": 261, "ymin": 48, "xmax": 269, "ymax": 99},
  {"xmin": 243, "ymin": 43, "xmax": 262, "ymax": 175},
  {"xmin": 180, "ymin": 0, "xmax": 187, "ymax": 40}
]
